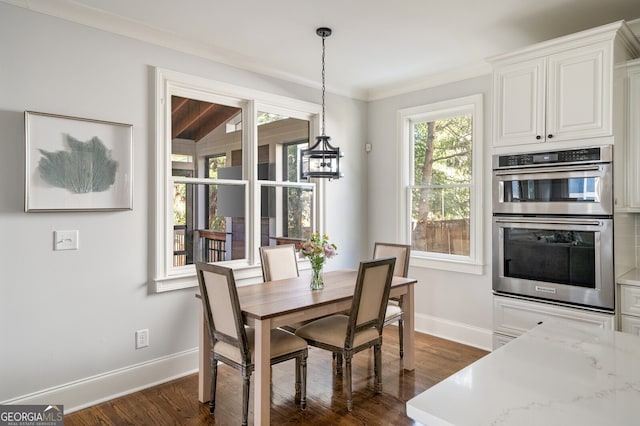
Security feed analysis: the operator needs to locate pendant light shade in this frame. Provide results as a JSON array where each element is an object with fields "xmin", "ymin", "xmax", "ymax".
[{"xmin": 300, "ymin": 27, "xmax": 343, "ymax": 180}]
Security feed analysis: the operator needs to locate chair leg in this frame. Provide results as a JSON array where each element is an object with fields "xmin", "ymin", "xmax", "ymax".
[
  {"xmin": 374, "ymin": 344, "xmax": 382, "ymax": 393},
  {"xmin": 335, "ymin": 353, "xmax": 343, "ymax": 376},
  {"xmin": 295, "ymin": 358, "xmax": 301, "ymax": 403},
  {"xmin": 345, "ymin": 352, "xmax": 353, "ymax": 412},
  {"xmin": 242, "ymin": 368, "xmax": 251, "ymax": 426},
  {"xmin": 398, "ymin": 316, "xmax": 404, "ymax": 359},
  {"xmin": 209, "ymin": 358, "xmax": 217, "ymax": 414},
  {"xmin": 300, "ymin": 352, "xmax": 307, "ymax": 409}
]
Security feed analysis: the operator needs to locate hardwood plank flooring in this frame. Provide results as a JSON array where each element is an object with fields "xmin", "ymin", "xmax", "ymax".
[{"xmin": 65, "ymin": 328, "xmax": 488, "ymax": 425}]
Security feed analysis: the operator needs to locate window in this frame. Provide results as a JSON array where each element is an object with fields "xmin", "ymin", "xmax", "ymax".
[
  {"xmin": 399, "ymin": 94, "xmax": 483, "ymax": 274},
  {"xmin": 154, "ymin": 68, "xmax": 322, "ymax": 292}
]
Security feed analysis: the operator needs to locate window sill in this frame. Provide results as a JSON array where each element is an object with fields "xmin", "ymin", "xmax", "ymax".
[
  {"xmin": 411, "ymin": 256, "xmax": 485, "ymax": 275},
  {"xmin": 152, "ymin": 263, "xmax": 264, "ymax": 293}
]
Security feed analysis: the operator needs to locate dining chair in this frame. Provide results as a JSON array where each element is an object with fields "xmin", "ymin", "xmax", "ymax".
[
  {"xmin": 373, "ymin": 242, "xmax": 411, "ymax": 358},
  {"xmin": 259, "ymin": 243, "xmax": 307, "ymax": 333},
  {"xmin": 259, "ymin": 244, "xmax": 299, "ymax": 281},
  {"xmin": 294, "ymin": 257, "xmax": 396, "ymax": 412},
  {"xmin": 195, "ymin": 262, "xmax": 308, "ymax": 426}
]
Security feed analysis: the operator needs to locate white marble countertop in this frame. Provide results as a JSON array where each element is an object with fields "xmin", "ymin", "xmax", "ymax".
[
  {"xmin": 406, "ymin": 320, "xmax": 640, "ymax": 426},
  {"xmin": 618, "ymin": 268, "xmax": 640, "ymax": 286}
]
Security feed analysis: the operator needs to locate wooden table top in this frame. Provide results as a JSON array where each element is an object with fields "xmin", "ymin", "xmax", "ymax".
[{"xmin": 237, "ymin": 269, "xmax": 416, "ymax": 320}]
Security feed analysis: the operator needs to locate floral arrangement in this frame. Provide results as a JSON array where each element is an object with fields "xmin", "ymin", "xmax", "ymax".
[{"xmin": 299, "ymin": 232, "xmax": 338, "ymax": 271}]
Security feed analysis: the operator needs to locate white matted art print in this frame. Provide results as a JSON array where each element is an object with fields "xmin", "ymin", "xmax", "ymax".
[{"xmin": 25, "ymin": 111, "xmax": 133, "ymax": 212}]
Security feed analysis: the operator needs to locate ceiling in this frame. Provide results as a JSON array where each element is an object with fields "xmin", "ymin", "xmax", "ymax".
[
  {"xmin": 5, "ymin": 0, "xmax": 640, "ymax": 100},
  {"xmin": 171, "ymin": 96, "xmax": 239, "ymax": 141}
]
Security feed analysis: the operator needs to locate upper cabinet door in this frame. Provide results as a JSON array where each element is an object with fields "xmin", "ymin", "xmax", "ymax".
[
  {"xmin": 623, "ymin": 61, "xmax": 640, "ymax": 211},
  {"xmin": 493, "ymin": 58, "xmax": 546, "ymax": 147},
  {"xmin": 546, "ymin": 42, "xmax": 611, "ymax": 142}
]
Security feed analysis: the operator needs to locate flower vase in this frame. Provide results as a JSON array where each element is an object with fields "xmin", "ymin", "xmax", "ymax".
[{"xmin": 310, "ymin": 264, "xmax": 324, "ymax": 290}]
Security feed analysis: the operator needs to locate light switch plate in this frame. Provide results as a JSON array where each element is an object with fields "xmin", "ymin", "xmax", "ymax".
[{"xmin": 54, "ymin": 230, "xmax": 79, "ymax": 250}]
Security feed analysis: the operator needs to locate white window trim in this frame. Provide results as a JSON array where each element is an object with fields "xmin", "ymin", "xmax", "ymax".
[
  {"xmin": 153, "ymin": 68, "xmax": 324, "ymax": 292},
  {"xmin": 397, "ymin": 94, "xmax": 484, "ymax": 275}
]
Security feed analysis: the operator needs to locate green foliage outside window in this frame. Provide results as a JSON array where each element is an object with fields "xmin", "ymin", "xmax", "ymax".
[
  {"xmin": 207, "ymin": 155, "xmax": 227, "ymax": 231},
  {"xmin": 285, "ymin": 143, "xmax": 311, "ymax": 239},
  {"xmin": 412, "ymin": 115, "xmax": 472, "ymax": 256}
]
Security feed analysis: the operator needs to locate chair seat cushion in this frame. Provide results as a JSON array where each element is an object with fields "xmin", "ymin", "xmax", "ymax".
[
  {"xmin": 214, "ymin": 328, "xmax": 307, "ymax": 364},
  {"xmin": 294, "ymin": 314, "xmax": 380, "ymax": 348}
]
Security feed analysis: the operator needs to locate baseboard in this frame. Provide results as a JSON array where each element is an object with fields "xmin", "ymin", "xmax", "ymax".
[
  {"xmin": 1, "ymin": 349, "xmax": 199, "ymax": 414},
  {"xmin": 414, "ymin": 313, "xmax": 493, "ymax": 351}
]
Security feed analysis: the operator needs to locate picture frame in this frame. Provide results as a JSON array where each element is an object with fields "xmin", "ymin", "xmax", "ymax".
[{"xmin": 25, "ymin": 111, "xmax": 133, "ymax": 212}]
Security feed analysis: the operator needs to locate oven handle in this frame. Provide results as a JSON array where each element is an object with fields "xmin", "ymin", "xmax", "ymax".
[
  {"xmin": 493, "ymin": 164, "xmax": 602, "ymax": 176},
  {"xmin": 494, "ymin": 217, "xmax": 604, "ymax": 226}
]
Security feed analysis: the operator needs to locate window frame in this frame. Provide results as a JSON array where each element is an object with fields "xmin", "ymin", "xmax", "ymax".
[
  {"xmin": 398, "ymin": 94, "xmax": 484, "ymax": 274},
  {"xmin": 154, "ymin": 68, "xmax": 324, "ymax": 292}
]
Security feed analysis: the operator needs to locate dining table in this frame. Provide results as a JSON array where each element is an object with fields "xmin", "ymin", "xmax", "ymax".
[{"xmin": 197, "ymin": 268, "xmax": 417, "ymax": 426}]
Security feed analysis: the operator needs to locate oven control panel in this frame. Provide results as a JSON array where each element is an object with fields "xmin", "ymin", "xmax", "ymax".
[{"xmin": 494, "ymin": 146, "xmax": 610, "ymax": 169}]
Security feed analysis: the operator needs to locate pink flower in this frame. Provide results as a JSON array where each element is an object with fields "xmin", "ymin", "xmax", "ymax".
[
  {"xmin": 299, "ymin": 241, "xmax": 315, "ymax": 257},
  {"xmin": 324, "ymin": 244, "xmax": 337, "ymax": 259},
  {"xmin": 299, "ymin": 232, "xmax": 337, "ymax": 264}
]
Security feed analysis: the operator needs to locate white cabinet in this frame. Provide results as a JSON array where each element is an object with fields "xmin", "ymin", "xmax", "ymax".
[
  {"xmin": 489, "ymin": 21, "xmax": 639, "ymax": 151},
  {"xmin": 492, "ymin": 58, "xmax": 545, "ymax": 147},
  {"xmin": 619, "ymin": 283, "xmax": 640, "ymax": 337},
  {"xmin": 622, "ymin": 60, "xmax": 640, "ymax": 210},
  {"xmin": 493, "ymin": 43, "xmax": 609, "ymax": 147},
  {"xmin": 546, "ymin": 44, "xmax": 610, "ymax": 141},
  {"xmin": 492, "ymin": 295, "xmax": 614, "ymax": 350},
  {"xmin": 621, "ymin": 316, "xmax": 640, "ymax": 336}
]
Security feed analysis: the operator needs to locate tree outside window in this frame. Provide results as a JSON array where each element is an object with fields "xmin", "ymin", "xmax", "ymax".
[
  {"xmin": 412, "ymin": 115, "xmax": 472, "ymax": 256},
  {"xmin": 400, "ymin": 94, "xmax": 483, "ymax": 272}
]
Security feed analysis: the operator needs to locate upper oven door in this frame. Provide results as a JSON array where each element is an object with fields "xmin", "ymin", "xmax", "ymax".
[{"xmin": 492, "ymin": 163, "xmax": 612, "ymax": 216}]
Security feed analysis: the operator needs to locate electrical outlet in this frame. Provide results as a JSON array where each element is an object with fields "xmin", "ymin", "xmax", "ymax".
[{"xmin": 135, "ymin": 329, "xmax": 149, "ymax": 349}]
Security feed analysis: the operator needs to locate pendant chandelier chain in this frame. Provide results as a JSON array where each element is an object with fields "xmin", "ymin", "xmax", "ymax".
[{"xmin": 321, "ymin": 33, "xmax": 327, "ymax": 137}]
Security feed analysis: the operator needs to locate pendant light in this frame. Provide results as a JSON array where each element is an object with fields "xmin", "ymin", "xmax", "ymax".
[{"xmin": 300, "ymin": 27, "xmax": 343, "ymax": 180}]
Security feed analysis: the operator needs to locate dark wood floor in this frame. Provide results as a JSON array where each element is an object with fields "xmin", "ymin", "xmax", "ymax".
[{"xmin": 65, "ymin": 328, "xmax": 488, "ymax": 425}]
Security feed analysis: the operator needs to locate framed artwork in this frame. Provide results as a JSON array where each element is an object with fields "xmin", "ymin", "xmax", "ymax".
[{"xmin": 25, "ymin": 111, "xmax": 133, "ymax": 212}]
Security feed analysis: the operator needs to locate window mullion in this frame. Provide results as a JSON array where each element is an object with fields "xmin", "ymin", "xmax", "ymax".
[{"xmin": 245, "ymin": 100, "xmax": 260, "ymax": 266}]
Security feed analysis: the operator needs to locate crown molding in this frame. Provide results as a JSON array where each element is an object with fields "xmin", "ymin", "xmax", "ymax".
[
  {"xmin": 629, "ymin": 18, "xmax": 640, "ymax": 38},
  {"xmin": 366, "ymin": 61, "xmax": 492, "ymax": 101}
]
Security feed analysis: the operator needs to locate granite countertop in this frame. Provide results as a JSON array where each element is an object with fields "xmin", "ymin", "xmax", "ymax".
[
  {"xmin": 618, "ymin": 268, "xmax": 640, "ymax": 286},
  {"xmin": 406, "ymin": 320, "xmax": 640, "ymax": 426}
]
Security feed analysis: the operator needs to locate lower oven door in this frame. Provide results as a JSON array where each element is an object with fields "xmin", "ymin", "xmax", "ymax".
[{"xmin": 492, "ymin": 216, "xmax": 613, "ymax": 310}]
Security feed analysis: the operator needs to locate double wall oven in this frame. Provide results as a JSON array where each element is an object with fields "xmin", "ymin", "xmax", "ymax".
[{"xmin": 492, "ymin": 146, "xmax": 614, "ymax": 311}]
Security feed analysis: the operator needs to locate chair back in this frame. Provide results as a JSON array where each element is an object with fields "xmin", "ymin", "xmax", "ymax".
[
  {"xmin": 259, "ymin": 244, "xmax": 299, "ymax": 281},
  {"xmin": 373, "ymin": 242, "xmax": 411, "ymax": 277},
  {"xmin": 346, "ymin": 257, "xmax": 395, "ymax": 344},
  {"xmin": 196, "ymin": 262, "xmax": 251, "ymax": 363}
]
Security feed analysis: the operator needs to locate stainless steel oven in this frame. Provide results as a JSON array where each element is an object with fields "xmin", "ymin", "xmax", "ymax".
[
  {"xmin": 493, "ymin": 146, "xmax": 613, "ymax": 216},
  {"xmin": 492, "ymin": 146, "xmax": 614, "ymax": 311},
  {"xmin": 493, "ymin": 216, "xmax": 613, "ymax": 310}
]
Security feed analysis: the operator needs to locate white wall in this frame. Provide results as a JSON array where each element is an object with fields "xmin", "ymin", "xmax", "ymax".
[
  {"xmin": 367, "ymin": 75, "xmax": 495, "ymax": 349},
  {"xmin": 0, "ymin": 3, "xmax": 366, "ymax": 409}
]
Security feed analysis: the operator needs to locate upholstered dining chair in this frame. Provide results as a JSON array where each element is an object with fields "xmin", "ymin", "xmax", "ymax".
[
  {"xmin": 294, "ymin": 257, "xmax": 396, "ymax": 412},
  {"xmin": 259, "ymin": 244, "xmax": 306, "ymax": 333},
  {"xmin": 195, "ymin": 262, "xmax": 308, "ymax": 426},
  {"xmin": 259, "ymin": 244, "xmax": 299, "ymax": 281},
  {"xmin": 373, "ymin": 242, "xmax": 411, "ymax": 358}
]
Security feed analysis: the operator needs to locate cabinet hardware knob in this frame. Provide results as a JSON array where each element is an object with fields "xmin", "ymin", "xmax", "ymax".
[
  {"xmin": 547, "ymin": 134, "xmax": 554, "ymax": 139},
  {"xmin": 536, "ymin": 135, "xmax": 542, "ymax": 140}
]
